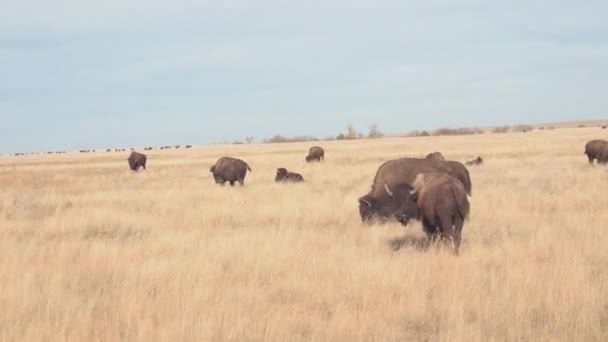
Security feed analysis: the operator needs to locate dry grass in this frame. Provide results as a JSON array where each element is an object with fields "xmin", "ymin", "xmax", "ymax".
[{"xmin": 1, "ymin": 127, "xmax": 608, "ymax": 341}]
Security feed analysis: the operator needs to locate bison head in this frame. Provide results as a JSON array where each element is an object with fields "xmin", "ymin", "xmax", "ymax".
[
  {"xmin": 305, "ymin": 155, "xmax": 312, "ymax": 162},
  {"xmin": 383, "ymin": 184, "xmax": 420, "ymax": 226},
  {"xmin": 358, "ymin": 185, "xmax": 415, "ymax": 225},
  {"xmin": 275, "ymin": 168, "xmax": 288, "ymax": 181},
  {"xmin": 209, "ymin": 165, "xmax": 215, "ymax": 173}
]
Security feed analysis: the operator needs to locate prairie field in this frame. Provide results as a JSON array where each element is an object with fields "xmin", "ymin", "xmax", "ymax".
[{"xmin": 1, "ymin": 127, "xmax": 608, "ymax": 341}]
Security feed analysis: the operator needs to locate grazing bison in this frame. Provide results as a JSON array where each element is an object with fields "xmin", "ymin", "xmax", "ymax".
[
  {"xmin": 210, "ymin": 157, "xmax": 252, "ymax": 186},
  {"xmin": 386, "ymin": 172, "xmax": 470, "ymax": 255},
  {"xmin": 275, "ymin": 168, "xmax": 304, "ymax": 182},
  {"xmin": 185, "ymin": 145, "xmax": 192, "ymax": 149},
  {"xmin": 306, "ymin": 146, "xmax": 325, "ymax": 162},
  {"xmin": 358, "ymin": 158, "xmax": 471, "ymax": 224},
  {"xmin": 127, "ymin": 151, "xmax": 147, "ymax": 171},
  {"xmin": 425, "ymin": 152, "xmax": 445, "ymax": 161},
  {"xmin": 465, "ymin": 156, "xmax": 483, "ymax": 166},
  {"xmin": 585, "ymin": 140, "xmax": 608, "ymax": 164}
]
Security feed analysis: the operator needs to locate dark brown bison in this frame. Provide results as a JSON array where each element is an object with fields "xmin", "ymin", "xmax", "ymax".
[
  {"xmin": 465, "ymin": 156, "xmax": 483, "ymax": 166},
  {"xmin": 585, "ymin": 140, "xmax": 608, "ymax": 164},
  {"xmin": 127, "ymin": 151, "xmax": 147, "ymax": 171},
  {"xmin": 210, "ymin": 157, "xmax": 252, "ymax": 186},
  {"xmin": 275, "ymin": 168, "xmax": 304, "ymax": 182},
  {"xmin": 386, "ymin": 172, "xmax": 470, "ymax": 255},
  {"xmin": 425, "ymin": 151, "xmax": 445, "ymax": 161},
  {"xmin": 306, "ymin": 146, "xmax": 325, "ymax": 162},
  {"xmin": 358, "ymin": 158, "xmax": 471, "ymax": 224}
]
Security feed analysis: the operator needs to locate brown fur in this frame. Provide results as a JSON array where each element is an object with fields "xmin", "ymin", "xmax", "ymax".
[
  {"xmin": 584, "ymin": 139, "xmax": 608, "ymax": 165},
  {"xmin": 127, "ymin": 151, "xmax": 147, "ymax": 172},
  {"xmin": 275, "ymin": 168, "xmax": 304, "ymax": 182},
  {"xmin": 306, "ymin": 146, "xmax": 325, "ymax": 162},
  {"xmin": 358, "ymin": 158, "xmax": 471, "ymax": 224},
  {"xmin": 425, "ymin": 152, "xmax": 445, "ymax": 161},
  {"xmin": 392, "ymin": 172, "xmax": 470, "ymax": 255},
  {"xmin": 210, "ymin": 157, "xmax": 252, "ymax": 186}
]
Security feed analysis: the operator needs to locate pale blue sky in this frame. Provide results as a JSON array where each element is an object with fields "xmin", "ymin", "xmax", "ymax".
[{"xmin": 1, "ymin": 1, "xmax": 607, "ymax": 153}]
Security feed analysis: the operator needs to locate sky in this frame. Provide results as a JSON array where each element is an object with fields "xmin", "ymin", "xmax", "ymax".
[{"xmin": 1, "ymin": 1, "xmax": 607, "ymax": 153}]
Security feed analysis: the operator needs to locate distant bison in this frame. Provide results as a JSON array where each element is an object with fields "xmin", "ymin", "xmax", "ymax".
[
  {"xmin": 275, "ymin": 168, "xmax": 304, "ymax": 182},
  {"xmin": 387, "ymin": 172, "xmax": 470, "ymax": 255},
  {"xmin": 185, "ymin": 145, "xmax": 192, "ymax": 149},
  {"xmin": 306, "ymin": 146, "xmax": 325, "ymax": 162},
  {"xmin": 127, "ymin": 151, "xmax": 147, "ymax": 171},
  {"xmin": 602, "ymin": 125, "xmax": 607, "ymax": 129},
  {"xmin": 210, "ymin": 157, "xmax": 252, "ymax": 186},
  {"xmin": 425, "ymin": 151, "xmax": 445, "ymax": 161},
  {"xmin": 585, "ymin": 139, "xmax": 608, "ymax": 164},
  {"xmin": 465, "ymin": 156, "xmax": 483, "ymax": 166},
  {"xmin": 358, "ymin": 158, "xmax": 471, "ymax": 224}
]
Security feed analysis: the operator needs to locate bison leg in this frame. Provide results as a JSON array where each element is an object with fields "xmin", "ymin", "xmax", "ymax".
[
  {"xmin": 452, "ymin": 215, "xmax": 464, "ymax": 256},
  {"xmin": 238, "ymin": 178, "xmax": 245, "ymax": 186},
  {"xmin": 421, "ymin": 218, "xmax": 437, "ymax": 240},
  {"xmin": 587, "ymin": 154, "xmax": 594, "ymax": 164},
  {"xmin": 229, "ymin": 180, "xmax": 235, "ymax": 186},
  {"xmin": 439, "ymin": 215, "xmax": 458, "ymax": 256}
]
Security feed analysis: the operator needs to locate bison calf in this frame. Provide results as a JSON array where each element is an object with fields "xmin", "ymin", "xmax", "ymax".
[
  {"xmin": 386, "ymin": 172, "xmax": 470, "ymax": 255},
  {"xmin": 275, "ymin": 168, "xmax": 304, "ymax": 182},
  {"xmin": 210, "ymin": 157, "xmax": 252, "ymax": 186}
]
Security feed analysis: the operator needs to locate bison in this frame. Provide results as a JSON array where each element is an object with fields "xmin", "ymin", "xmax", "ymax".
[
  {"xmin": 127, "ymin": 151, "xmax": 147, "ymax": 171},
  {"xmin": 306, "ymin": 146, "xmax": 325, "ymax": 162},
  {"xmin": 425, "ymin": 151, "xmax": 445, "ymax": 161},
  {"xmin": 210, "ymin": 157, "xmax": 252, "ymax": 186},
  {"xmin": 386, "ymin": 172, "xmax": 470, "ymax": 255},
  {"xmin": 275, "ymin": 168, "xmax": 304, "ymax": 182},
  {"xmin": 358, "ymin": 158, "xmax": 471, "ymax": 224},
  {"xmin": 465, "ymin": 156, "xmax": 483, "ymax": 166},
  {"xmin": 584, "ymin": 139, "xmax": 608, "ymax": 165}
]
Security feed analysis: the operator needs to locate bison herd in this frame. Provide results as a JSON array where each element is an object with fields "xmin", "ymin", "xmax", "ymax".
[{"xmin": 121, "ymin": 138, "xmax": 608, "ymax": 255}]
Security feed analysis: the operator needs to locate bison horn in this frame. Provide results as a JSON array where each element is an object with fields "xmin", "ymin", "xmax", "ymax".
[
  {"xmin": 359, "ymin": 198, "xmax": 372, "ymax": 207},
  {"xmin": 384, "ymin": 184, "xmax": 394, "ymax": 197},
  {"xmin": 409, "ymin": 189, "xmax": 417, "ymax": 195}
]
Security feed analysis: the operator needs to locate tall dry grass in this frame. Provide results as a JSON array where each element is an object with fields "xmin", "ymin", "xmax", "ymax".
[{"xmin": 1, "ymin": 127, "xmax": 608, "ymax": 341}]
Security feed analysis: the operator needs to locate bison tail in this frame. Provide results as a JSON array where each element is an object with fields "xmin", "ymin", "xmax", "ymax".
[
  {"xmin": 452, "ymin": 187, "xmax": 469, "ymax": 220},
  {"xmin": 247, "ymin": 164, "xmax": 252, "ymax": 172},
  {"xmin": 463, "ymin": 167, "xmax": 472, "ymax": 196}
]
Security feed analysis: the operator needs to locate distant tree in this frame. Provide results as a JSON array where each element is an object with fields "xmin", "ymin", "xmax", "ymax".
[
  {"xmin": 336, "ymin": 133, "xmax": 346, "ymax": 140},
  {"xmin": 245, "ymin": 136, "xmax": 255, "ymax": 144},
  {"xmin": 346, "ymin": 125, "xmax": 358, "ymax": 139},
  {"xmin": 492, "ymin": 126, "xmax": 510, "ymax": 134},
  {"xmin": 368, "ymin": 123, "xmax": 384, "ymax": 138}
]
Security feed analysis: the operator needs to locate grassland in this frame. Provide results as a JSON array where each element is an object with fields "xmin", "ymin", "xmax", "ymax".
[{"xmin": 1, "ymin": 127, "xmax": 608, "ymax": 341}]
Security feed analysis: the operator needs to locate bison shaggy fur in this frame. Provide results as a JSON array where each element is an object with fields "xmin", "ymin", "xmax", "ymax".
[
  {"xmin": 387, "ymin": 172, "xmax": 470, "ymax": 255},
  {"xmin": 127, "ymin": 151, "xmax": 147, "ymax": 171},
  {"xmin": 306, "ymin": 146, "xmax": 325, "ymax": 162},
  {"xmin": 584, "ymin": 139, "xmax": 608, "ymax": 165},
  {"xmin": 358, "ymin": 158, "xmax": 471, "ymax": 224},
  {"xmin": 275, "ymin": 168, "xmax": 304, "ymax": 182},
  {"xmin": 210, "ymin": 157, "xmax": 252, "ymax": 186}
]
